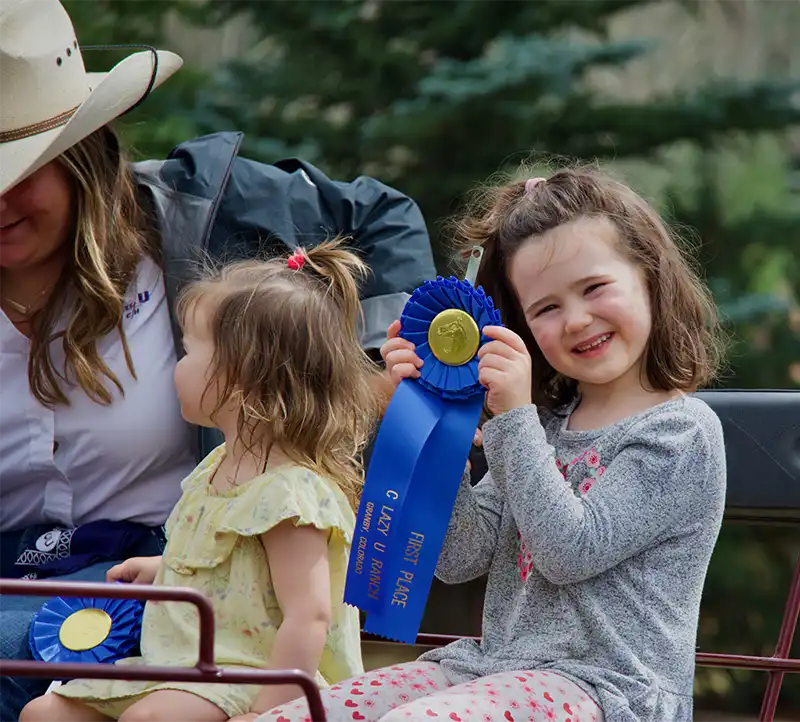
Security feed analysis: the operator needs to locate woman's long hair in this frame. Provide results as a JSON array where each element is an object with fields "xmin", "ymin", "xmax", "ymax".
[{"xmin": 29, "ymin": 125, "xmax": 160, "ymax": 407}]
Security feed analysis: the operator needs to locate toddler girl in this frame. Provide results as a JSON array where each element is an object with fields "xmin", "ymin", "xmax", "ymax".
[{"xmin": 21, "ymin": 240, "xmax": 380, "ymax": 722}]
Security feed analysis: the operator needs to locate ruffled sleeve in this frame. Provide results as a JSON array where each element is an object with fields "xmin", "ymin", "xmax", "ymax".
[
  {"xmin": 162, "ymin": 464, "xmax": 355, "ymax": 573},
  {"xmin": 164, "ymin": 445, "xmax": 225, "ymax": 541}
]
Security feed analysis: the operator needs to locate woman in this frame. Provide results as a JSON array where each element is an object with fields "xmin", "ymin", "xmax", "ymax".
[{"xmin": 0, "ymin": 1, "xmax": 435, "ymax": 718}]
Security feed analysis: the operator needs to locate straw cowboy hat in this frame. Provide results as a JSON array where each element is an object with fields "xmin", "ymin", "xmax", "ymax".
[{"xmin": 0, "ymin": 0, "xmax": 183, "ymax": 194}]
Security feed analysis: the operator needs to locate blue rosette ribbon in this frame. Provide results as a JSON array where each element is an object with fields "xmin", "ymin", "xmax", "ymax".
[
  {"xmin": 345, "ymin": 276, "xmax": 501, "ymax": 643},
  {"xmin": 29, "ymin": 591, "xmax": 144, "ymax": 670}
]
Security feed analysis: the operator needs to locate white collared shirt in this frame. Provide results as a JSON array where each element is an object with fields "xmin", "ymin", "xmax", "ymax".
[{"xmin": 0, "ymin": 256, "xmax": 196, "ymax": 532}]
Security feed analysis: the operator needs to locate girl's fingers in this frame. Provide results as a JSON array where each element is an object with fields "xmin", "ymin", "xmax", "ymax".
[
  {"xmin": 380, "ymin": 322, "xmax": 405, "ymax": 363},
  {"xmin": 481, "ymin": 325, "xmax": 529, "ymax": 354},
  {"xmin": 389, "ymin": 363, "xmax": 421, "ymax": 383},
  {"xmin": 382, "ymin": 338, "xmax": 414, "ymax": 354},
  {"xmin": 106, "ymin": 562, "xmax": 130, "ymax": 583},
  {"xmin": 380, "ymin": 336, "xmax": 415, "ymax": 362},
  {"xmin": 478, "ymin": 366, "xmax": 503, "ymax": 388},
  {"xmin": 477, "ymin": 338, "xmax": 522, "ymax": 361},
  {"xmin": 386, "ymin": 348, "xmax": 424, "ymax": 368},
  {"xmin": 473, "ymin": 428, "xmax": 483, "ymax": 447},
  {"xmin": 477, "ymin": 353, "xmax": 511, "ymax": 372},
  {"xmin": 386, "ymin": 319, "xmax": 402, "ymax": 340}
]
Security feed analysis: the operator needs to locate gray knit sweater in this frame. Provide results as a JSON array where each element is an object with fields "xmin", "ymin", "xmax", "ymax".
[{"xmin": 420, "ymin": 396, "xmax": 726, "ymax": 722}]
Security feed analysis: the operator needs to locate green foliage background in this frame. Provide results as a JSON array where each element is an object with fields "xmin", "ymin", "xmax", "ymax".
[{"xmin": 66, "ymin": 0, "xmax": 799, "ymax": 714}]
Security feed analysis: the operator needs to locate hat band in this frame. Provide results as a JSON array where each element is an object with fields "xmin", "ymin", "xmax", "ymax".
[{"xmin": 0, "ymin": 106, "xmax": 80, "ymax": 144}]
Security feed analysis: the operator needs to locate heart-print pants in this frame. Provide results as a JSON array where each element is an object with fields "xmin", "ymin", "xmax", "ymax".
[{"xmin": 258, "ymin": 661, "xmax": 604, "ymax": 722}]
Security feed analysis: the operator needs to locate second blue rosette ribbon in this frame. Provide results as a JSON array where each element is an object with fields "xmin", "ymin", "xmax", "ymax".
[
  {"xmin": 344, "ymin": 276, "xmax": 500, "ymax": 644},
  {"xmin": 29, "ymin": 593, "xmax": 144, "ymax": 670}
]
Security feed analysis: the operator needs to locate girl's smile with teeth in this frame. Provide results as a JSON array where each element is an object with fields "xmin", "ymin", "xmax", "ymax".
[{"xmin": 573, "ymin": 333, "xmax": 613, "ymax": 354}]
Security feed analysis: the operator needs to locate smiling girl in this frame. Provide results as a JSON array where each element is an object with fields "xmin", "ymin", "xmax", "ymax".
[{"xmin": 262, "ymin": 169, "xmax": 728, "ymax": 722}]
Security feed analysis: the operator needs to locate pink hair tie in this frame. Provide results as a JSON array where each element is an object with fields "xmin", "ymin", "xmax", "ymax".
[
  {"xmin": 287, "ymin": 248, "xmax": 306, "ymax": 270},
  {"xmin": 525, "ymin": 177, "xmax": 546, "ymax": 194}
]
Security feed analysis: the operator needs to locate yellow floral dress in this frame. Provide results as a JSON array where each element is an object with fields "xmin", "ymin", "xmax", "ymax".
[{"xmin": 54, "ymin": 446, "xmax": 364, "ymax": 718}]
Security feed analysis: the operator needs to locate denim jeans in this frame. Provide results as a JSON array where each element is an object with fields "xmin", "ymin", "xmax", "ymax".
[{"xmin": 0, "ymin": 530, "xmax": 165, "ymax": 722}]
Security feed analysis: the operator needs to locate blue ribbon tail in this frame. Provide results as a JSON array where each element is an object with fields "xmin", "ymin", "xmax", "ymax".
[
  {"xmin": 345, "ymin": 380, "xmax": 442, "ymax": 612},
  {"xmin": 361, "ymin": 386, "xmax": 484, "ymax": 644}
]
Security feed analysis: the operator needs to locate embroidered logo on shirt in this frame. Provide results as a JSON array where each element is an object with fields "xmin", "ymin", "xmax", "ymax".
[
  {"xmin": 124, "ymin": 290, "xmax": 152, "ymax": 319},
  {"xmin": 36, "ymin": 529, "xmax": 62, "ymax": 552},
  {"xmin": 556, "ymin": 448, "xmax": 607, "ymax": 495}
]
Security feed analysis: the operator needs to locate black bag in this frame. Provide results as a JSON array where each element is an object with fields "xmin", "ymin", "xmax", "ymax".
[{"xmin": 134, "ymin": 131, "xmax": 437, "ymax": 355}]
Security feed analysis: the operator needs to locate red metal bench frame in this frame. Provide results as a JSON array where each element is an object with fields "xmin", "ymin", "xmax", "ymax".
[
  {"xmin": 712, "ymin": 538, "xmax": 800, "ymax": 721},
  {"xmin": 1, "ymin": 533, "xmax": 797, "ymax": 722},
  {"xmin": 0, "ymin": 579, "xmax": 327, "ymax": 722}
]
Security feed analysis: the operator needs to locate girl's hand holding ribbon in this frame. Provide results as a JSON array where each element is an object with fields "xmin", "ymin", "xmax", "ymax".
[
  {"xmin": 477, "ymin": 326, "xmax": 533, "ymax": 415},
  {"xmin": 381, "ymin": 319, "xmax": 423, "ymax": 385},
  {"xmin": 381, "ymin": 319, "xmax": 482, "ymax": 455}
]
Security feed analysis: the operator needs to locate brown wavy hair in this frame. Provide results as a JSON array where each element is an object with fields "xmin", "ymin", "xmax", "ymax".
[
  {"xmin": 29, "ymin": 125, "xmax": 160, "ymax": 407},
  {"xmin": 453, "ymin": 166, "xmax": 725, "ymax": 411},
  {"xmin": 177, "ymin": 238, "xmax": 380, "ymax": 508}
]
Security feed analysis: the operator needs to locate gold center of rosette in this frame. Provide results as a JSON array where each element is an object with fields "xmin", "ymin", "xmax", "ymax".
[
  {"xmin": 428, "ymin": 309, "xmax": 480, "ymax": 366},
  {"xmin": 59, "ymin": 608, "xmax": 112, "ymax": 651}
]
